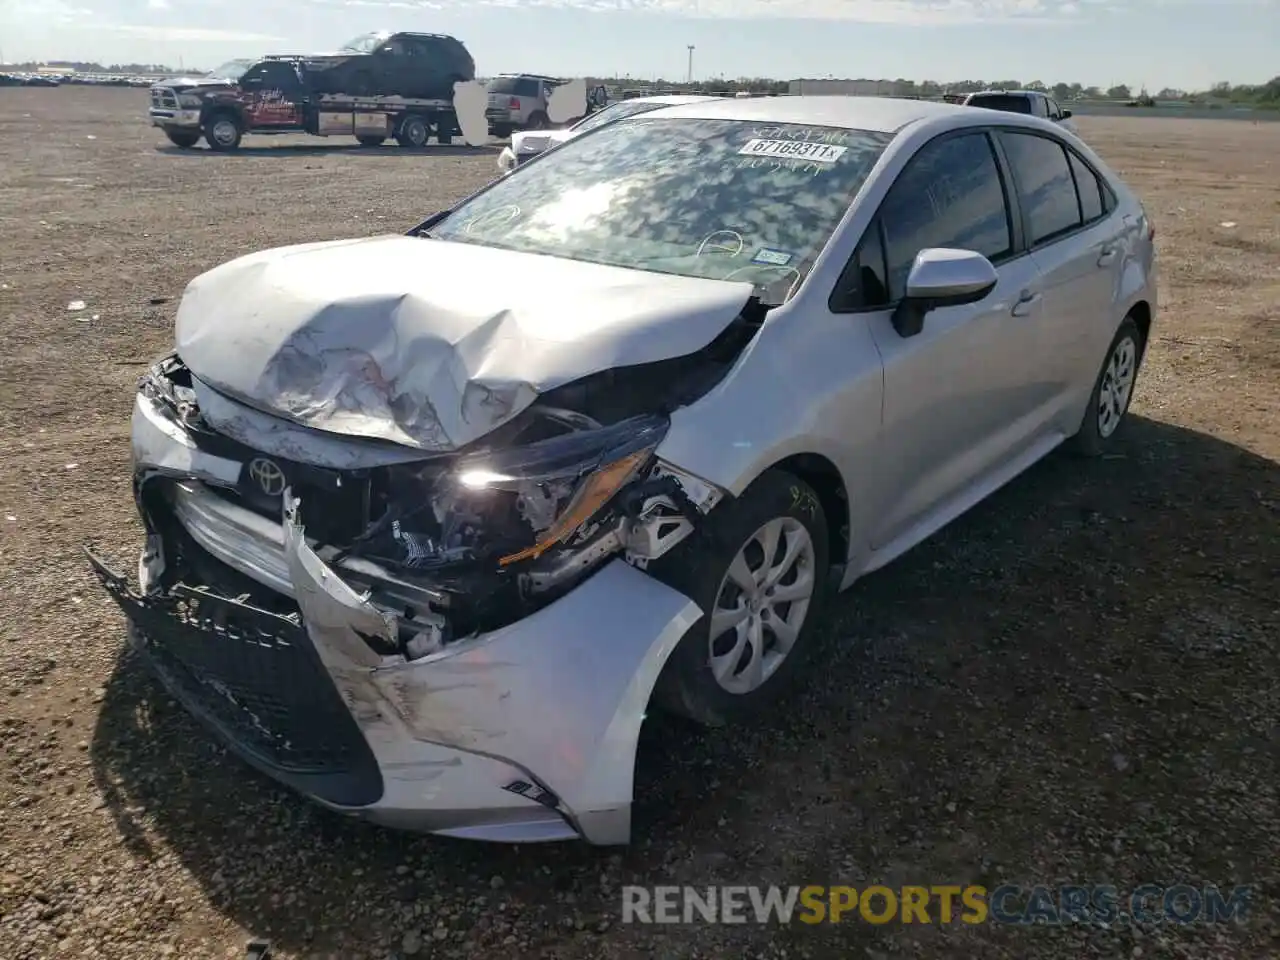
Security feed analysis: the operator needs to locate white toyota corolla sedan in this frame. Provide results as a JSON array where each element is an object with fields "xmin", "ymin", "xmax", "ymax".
[{"xmin": 90, "ymin": 96, "xmax": 1157, "ymax": 845}]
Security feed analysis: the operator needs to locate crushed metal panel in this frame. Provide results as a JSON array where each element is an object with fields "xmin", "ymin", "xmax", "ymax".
[{"xmin": 175, "ymin": 235, "xmax": 753, "ymax": 451}]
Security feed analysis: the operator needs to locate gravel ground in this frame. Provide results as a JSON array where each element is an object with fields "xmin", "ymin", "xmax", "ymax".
[{"xmin": 0, "ymin": 88, "xmax": 1277, "ymax": 959}]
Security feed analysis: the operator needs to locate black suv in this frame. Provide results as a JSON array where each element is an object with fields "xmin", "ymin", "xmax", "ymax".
[{"xmin": 302, "ymin": 31, "xmax": 475, "ymax": 100}]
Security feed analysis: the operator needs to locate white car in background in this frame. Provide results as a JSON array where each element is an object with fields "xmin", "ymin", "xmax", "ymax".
[
  {"xmin": 963, "ymin": 90, "xmax": 1080, "ymax": 136},
  {"xmin": 497, "ymin": 93, "xmax": 723, "ymax": 174}
]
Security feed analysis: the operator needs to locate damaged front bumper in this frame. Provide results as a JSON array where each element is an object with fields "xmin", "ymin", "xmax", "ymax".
[{"xmin": 92, "ymin": 379, "xmax": 712, "ymax": 844}]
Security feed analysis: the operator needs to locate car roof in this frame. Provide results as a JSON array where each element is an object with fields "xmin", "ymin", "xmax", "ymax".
[
  {"xmin": 968, "ymin": 89, "xmax": 1044, "ymax": 98},
  {"xmin": 631, "ymin": 95, "xmax": 968, "ymax": 133},
  {"xmin": 625, "ymin": 94, "xmax": 724, "ymax": 105}
]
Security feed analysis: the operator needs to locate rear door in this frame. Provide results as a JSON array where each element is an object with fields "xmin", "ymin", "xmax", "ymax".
[
  {"xmin": 838, "ymin": 129, "xmax": 1053, "ymax": 550},
  {"xmin": 996, "ymin": 128, "xmax": 1128, "ymax": 430}
]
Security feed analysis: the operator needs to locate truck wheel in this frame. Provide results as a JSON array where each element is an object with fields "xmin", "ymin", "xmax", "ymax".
[
  {"xmin": 396, "ymin": 115, "xmax": 430, "ymax": 149},
  {"xmin": 356, "ymin": 135, "xmax": 386, "ymax": 147},
  {"xmin": 203, "ymin": 112, "xmax": 242, "ymax": 151},
  {"xmin": 164, "ymin": 129, "xmax": 201, "ymax": 149}
]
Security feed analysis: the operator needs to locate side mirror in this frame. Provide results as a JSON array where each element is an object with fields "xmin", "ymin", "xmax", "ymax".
[
  {"xmin": 891, "ymin": 248, "xmax": 998, "ymax": 338},
  {"xmin": 1061, "ymin": 108, "xmax": 1073, "ymax": 118}
]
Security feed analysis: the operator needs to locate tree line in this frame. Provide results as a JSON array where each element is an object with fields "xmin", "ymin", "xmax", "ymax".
[{"xmin": 5, "ymin": 58, "xmax": 1277, "ymax": 107}]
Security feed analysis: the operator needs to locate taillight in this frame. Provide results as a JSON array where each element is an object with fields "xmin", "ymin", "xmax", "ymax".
[{"xmin": 508, "ymin": 97, "xmax": 521, "ymax": 110}]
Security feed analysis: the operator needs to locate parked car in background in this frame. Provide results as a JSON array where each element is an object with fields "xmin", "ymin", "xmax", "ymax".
[
  {"xmin": 496, "ymin": 93, "xmax": 722, "ymax": 173},
  {"xmin": 484, "ymin": 73, "xmax": 574, "ymax": 137},
  {"xmin": 90, "ymin": 95, "xmax": 1155, "ymax": 846},
  {"xmin": 963, "ymin": 89, "xmax": 1079, "ymax": 135}
]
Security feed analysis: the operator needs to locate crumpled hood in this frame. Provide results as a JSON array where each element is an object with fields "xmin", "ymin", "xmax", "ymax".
[{"xmin": 175, "ymin": 235, "xmax": 753, "ymax": 452}]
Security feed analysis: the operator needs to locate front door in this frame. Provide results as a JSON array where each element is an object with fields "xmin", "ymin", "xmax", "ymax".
[
  {"xmin": 856, "ymin": 130, "xmax": 1054, "ymax": 551},
  {"xmin": 238, "ymin": 61, "xmax": 303, "ymax": 129}
]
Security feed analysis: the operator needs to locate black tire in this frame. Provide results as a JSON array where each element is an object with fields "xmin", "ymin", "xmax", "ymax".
[
  {"xmin": 650, "ymin": 469, "xmax": 830, "ymax": 727},
  {"xmin": 436, "ymin": 121, "xmax": 453, "ymax": 146},
  {"xmin": 164, "ymin": 129, "xmax": 201, "ymax": 149},
  {"xmin": 356, "ymin": 135, "xmax": 386, "ymax": 147},
  {"xmin": 395, "ymin": 114, "xmax": 430, "ymax": 149},
  {"xmin": 1069, "ymin": 315, "xmax": 1143, "ymax": 457},
  {"xmin": 202, "ymin": 112, "xmax": 242, "ymax": 151},
  {"xmin": 490, "ymin": 125, "xmax": 513, "ymax": 139},
  {"xmin": 526, "ymin": 111, "xmax": 550, "ymax": 131}
]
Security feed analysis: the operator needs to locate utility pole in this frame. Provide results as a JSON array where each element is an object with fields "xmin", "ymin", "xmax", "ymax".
[{"xmin": 686, "ymin": 45, "xmax": 694, "ymax": 85}]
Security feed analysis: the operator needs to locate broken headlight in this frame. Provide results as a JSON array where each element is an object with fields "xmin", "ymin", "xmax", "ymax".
[
  {"xmin": 455, "ymin": 413, "xmax": 669, "ymax": 565},
  {"xmin": 363, "ymin": 414, "xmax": 669, "ymax": 574}
]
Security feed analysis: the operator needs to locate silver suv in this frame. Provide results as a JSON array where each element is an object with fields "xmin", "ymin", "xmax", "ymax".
[{"xmin": 485, "ymin": 74, "xmax": 567, "ymax": 137}]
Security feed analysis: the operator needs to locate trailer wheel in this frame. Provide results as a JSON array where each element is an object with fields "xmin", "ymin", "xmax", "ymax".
[
  {"xmin": 164, "ymin": 129, "xmax": 201, "ymax": 149},
  {"xmin": 396, "ymin": 114, "xmax": 430, "ymax": 149},
  {"xmin": 356, "ymin": 135, "xmax": 386, "ymax": 147},
  {"xmin": 203, "ymin": 111, "xmax": 242, "ymax": 151}
]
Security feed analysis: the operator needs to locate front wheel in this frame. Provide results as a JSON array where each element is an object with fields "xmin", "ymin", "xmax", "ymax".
[
  {"xmin": 1069, "ymin": 316, "xmax": 1143, "ymax": 456},
  {"xmin": 164, "ymin": 129, "xmax": 201, "ymax": 149},
  {"xmin": 651, "ymin": 470, "xmax": 830, "ymax": 727},
  {"xmin": 202, "ymin": 113, "xmax": 241, "ymax": 151}
]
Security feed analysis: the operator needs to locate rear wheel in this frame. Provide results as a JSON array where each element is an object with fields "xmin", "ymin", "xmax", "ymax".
[
  {"xmin": 651, "ymin": 470, "xmax": 830, "ymax": 727},
  {"xmin": 395, "ymin": 114, "xmax": 430, "ymax": 149},
  {"xmin": 202, "ymin": 112, "xmax": 241, "ymax": 151},
  {"xmin": 356, "ymin": 135, "xmax": 386, "ymax": 147},
  {"xmin": 1069, "ymin": 316, "xmax": 1143, "ymax": 456},
  {"xmin": 164, "ymin": 129, "xmax": 201, "ymax": 149},
  {"xmin": 526, "ymin": 110, "xmax": 550, "ymax": 131}
]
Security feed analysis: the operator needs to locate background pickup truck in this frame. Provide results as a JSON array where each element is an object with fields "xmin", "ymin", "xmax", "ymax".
[{"xmin": 148, "ymin": 36, "xmax": 479, "ymax": 151}]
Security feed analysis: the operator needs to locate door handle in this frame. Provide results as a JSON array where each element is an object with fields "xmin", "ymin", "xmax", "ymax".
[
  {"xmin": 1097, "ymin": 245, "xmax": 1119, "ymax": 267},
  {"xmin": 1011, "ymin": 289, "xmax": 1041, "ymax": 317}
]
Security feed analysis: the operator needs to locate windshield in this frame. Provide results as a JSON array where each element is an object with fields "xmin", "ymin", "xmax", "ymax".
[
  {"xmin": 204, "ymin": 59, "xmax": 255, "ymax": 81},
  {"xmin": 339, "ymin": 33, "xmax": 387, "ymax": 54},
  {"xmin": 966, "ymin": 94, "xmax": 1034, "ymax": 114},
  {"xmin": 569, "ymin": 99, "xmax": 676, "ymax": 135},
  {"xmin": 433, "ymin": 118, "xmax": 891, "ymax": 304}
]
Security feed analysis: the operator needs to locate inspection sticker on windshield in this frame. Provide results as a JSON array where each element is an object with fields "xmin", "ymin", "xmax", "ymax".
[
  {"xmin": 752, "ymin": 248, "xmax": 792, "ymax": 266},
  {"xmin": 738, "ymin": 138, "xmax": 848, "ymax": 163}
]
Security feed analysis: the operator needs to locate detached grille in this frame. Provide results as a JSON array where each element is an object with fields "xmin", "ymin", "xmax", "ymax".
[{"xmin": 92, "ymin": 557, "xmax": 383, "ymax": 807}]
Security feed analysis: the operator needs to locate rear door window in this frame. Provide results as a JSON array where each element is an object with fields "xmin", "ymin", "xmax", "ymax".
[
  {"xmin": 1000, "ymin": 131, "xmax": 1082, "ymax": 245},
  {"xmin": 1067, "ymin": 151, "xmax": 1104, "ymax": 223}
]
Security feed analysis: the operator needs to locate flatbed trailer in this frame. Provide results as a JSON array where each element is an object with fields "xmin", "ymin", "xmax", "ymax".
[{"xmin": 148, "ymin": 62, "xmax": 482, "ymax": 151}]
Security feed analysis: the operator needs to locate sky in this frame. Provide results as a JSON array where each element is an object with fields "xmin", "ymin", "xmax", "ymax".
[{"xmin": 1, "ymin": 0, "xmax": 1276, "ymax": 90}]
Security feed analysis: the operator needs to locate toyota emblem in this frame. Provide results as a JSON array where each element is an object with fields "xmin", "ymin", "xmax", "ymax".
[{"xmin": 247, "ymin": 457, "xmax": 287, "ymax": 497}]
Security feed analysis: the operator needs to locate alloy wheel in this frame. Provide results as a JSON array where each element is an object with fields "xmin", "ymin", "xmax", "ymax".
[
  {"xmin": 1097, "ymin": 334, "xmax": 1137, "ymax": 438},
  {"xmin": 708, "ymin": 517, "xmax": 816, "ymax": 695}
]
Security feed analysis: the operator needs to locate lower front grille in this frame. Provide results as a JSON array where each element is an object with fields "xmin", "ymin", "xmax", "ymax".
[{"xmin": 89, "ymin": 551, "xmax": 383, "ymax": 808}]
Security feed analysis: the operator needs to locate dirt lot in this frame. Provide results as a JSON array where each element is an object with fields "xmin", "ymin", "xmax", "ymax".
[{"xmin": 0, "ymin": 87, "xmax": 1277, "ymax": 960}]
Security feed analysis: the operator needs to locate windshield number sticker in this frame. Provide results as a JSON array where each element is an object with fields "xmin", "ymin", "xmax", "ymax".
[
  {"xmin": 738, "ymin": 139, "xmax": 848, "ymax": 163},
  {"xmin": 752, "ymin": 248, "xmax": 792, "ymax": 266}
]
